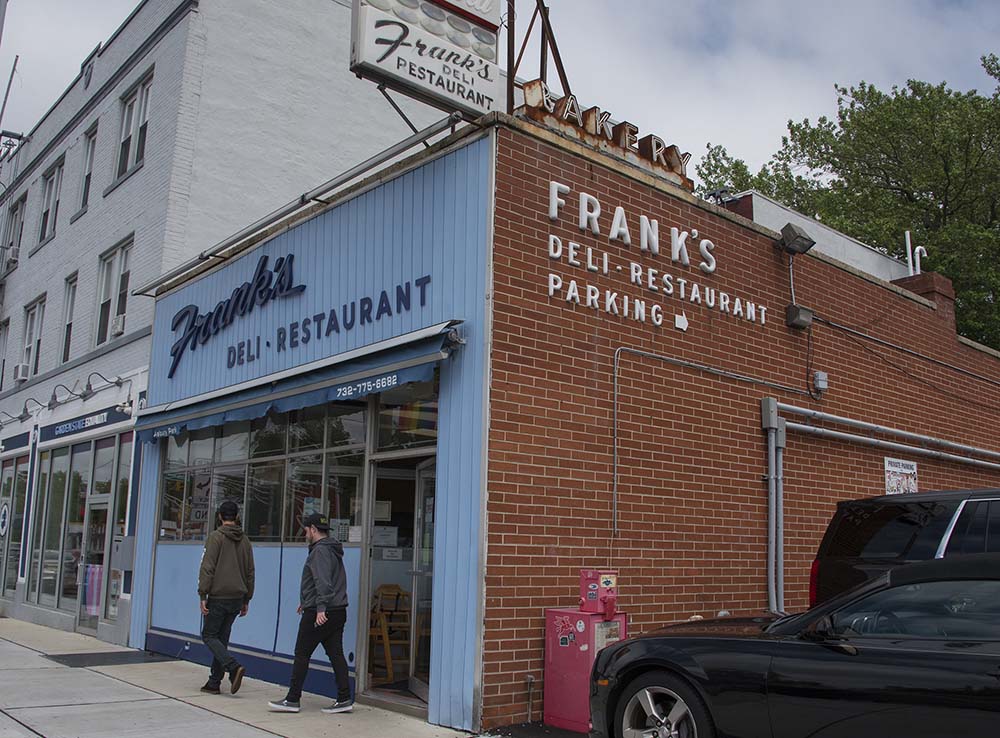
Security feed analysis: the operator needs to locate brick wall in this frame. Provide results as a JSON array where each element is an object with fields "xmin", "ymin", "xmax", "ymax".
[{"xmin": 481, "ymin": 124, "xmax": 1000, "ymax": 727}]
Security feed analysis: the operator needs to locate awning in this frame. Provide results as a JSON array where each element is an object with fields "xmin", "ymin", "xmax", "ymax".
[{"xmin": 135, "ymin": 321, "xmax": 462, "ymax": 443}]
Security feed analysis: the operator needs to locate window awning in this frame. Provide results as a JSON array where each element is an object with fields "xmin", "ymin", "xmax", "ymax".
[{"xmin": 135, "ymin": 321, "xmax": 462, "ymax": 443}]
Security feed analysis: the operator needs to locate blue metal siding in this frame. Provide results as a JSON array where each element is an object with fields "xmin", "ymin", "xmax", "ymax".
[
  {"xmin": 129, "ymin": 442, "xmax": 161, "ymax": 648},
  {"xmin": 139, "ymin": 139, "xmax": 491, "ymax": 730}
]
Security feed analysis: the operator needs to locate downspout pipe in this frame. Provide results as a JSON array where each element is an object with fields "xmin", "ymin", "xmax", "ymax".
[
  {"xmin": 775, "ymin": 417, "xmax": 787, "ymax": 613},
  {"xmin": 761, "ymin": 398, "xmax": 779, "ymax": 613}
]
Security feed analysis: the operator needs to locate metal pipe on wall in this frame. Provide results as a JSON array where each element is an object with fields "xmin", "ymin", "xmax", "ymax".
[
  {"xmin": 777, "ymin": 402, "xmax": 1000, "ymax": 464},
  {"xmin": 785, "ymin": 422, "xmax": 1000, "ymax": 473},
  {"xmin": 761, "ymin": 398, "xmax": 779, "ymax": 613},
  {"xmin": 775, "ymin": 418, "xmax": 786, "ymax": 612}
]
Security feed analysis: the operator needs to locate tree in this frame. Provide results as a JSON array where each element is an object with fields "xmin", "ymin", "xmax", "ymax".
[{"xmin": 697, "ymin": 55, "xmax": 1000, "ymax": 349}]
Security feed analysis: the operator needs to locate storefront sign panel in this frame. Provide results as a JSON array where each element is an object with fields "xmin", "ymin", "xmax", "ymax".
[
  {"xmin": 148, "ymin": 139, "xmax": 490, "ymax": 407},
  {"xmin": 39, "ymin": 406, "xmax": 132, "ymax": 443}
]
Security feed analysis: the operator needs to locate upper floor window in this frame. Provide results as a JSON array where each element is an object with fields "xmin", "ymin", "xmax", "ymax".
[
  {"xmin": 39, "ymin": 162, "xmax": 64, "ymax": 242},
  {"xmin": 96, "ymin": 242, "xmax": 131, "ymax": 346},
  {"xmin": 117, "ymin": 78, "xmax": 151, "ymax": 178},
  {"xmin": 62, "ymin": 275, "xmax": 77, "ymax": 364},
  {"xmin": 0, "ymin": 321, "xmax": 8, "ymax": 392},
  {"xmin": 4, "ymin": 196, "xmax": 26, "ymax": 265},
  {"xmin": 80, "ymin": 129, "xmax": 97, "ymax": 210},
  {"xmin": 23, "ymin": 299, "xmax": 45, "ymax": 377}
]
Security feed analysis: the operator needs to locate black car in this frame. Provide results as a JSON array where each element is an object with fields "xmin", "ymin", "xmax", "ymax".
[
  {"xmin": 811, "ymin": 488, "xmax": 1000, "ymax": 605},
  {"xmin": 590, "ymin": 553, "xmax": 1000, "ymax": 738}
]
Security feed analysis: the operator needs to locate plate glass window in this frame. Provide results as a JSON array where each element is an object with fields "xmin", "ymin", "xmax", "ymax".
[
  {"xmin": 96, "ymin": 243, "xmax": 131, "ymax": 345},
  {"xmin": 80, "ymin": 130, "xmax": 97, "ymax": 209},
  {"xmin": 39, "ymin": 163, "xmax": 63, "ymax": 241},
  {"xmin": 117, "ymin": 78, "xmax": 151, "ymax": 178},
  {"xmin": 61, "ymin": 276, "xmax": 77, "ymax": 363},
  {"xmin": 23, "ymin": 299, "xmax": 45, "ymax": 377}
]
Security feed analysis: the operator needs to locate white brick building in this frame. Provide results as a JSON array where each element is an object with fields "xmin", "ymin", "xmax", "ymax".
[{"xmin": 0, "ymin": 0, "xmax": 437, "ymax": 643}]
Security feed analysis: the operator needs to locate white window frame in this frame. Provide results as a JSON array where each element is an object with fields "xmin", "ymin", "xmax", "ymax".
[
  {"xmin": 61, "ymin": 276, "xmax": 77, "ymax": 364},
  {"xmin": 117, "ymin": 78, "xmax": 151, "ymax": 178},
  {"xmin": 80, "ymin": 129, "xmax": 97, "ymax": 210},
  {"xmin": 4, "ymin": 196, "xmax": 26, "ymax": 266},
  {"xmin": 39, "ymin": 162, "xmax": 64, "ymax": 242},
  {"xmin": 96, "ymin": 242, "xmax": 132, "ymax": 346},
  {"xmin": 23, "ymin": 299, "xmax": 45, "ymax": 377},
  {"xmin": 0, "ymin": 321, "xmax": 8, "ymax": 392}
]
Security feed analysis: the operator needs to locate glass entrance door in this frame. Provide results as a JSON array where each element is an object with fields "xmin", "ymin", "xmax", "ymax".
[
  {"xmin": 77, "ymin": 503, "xmax": 108, "ymax": 633},
  {"xmin": 409, "ymin": 458, "xmax": 435, "ymax": 701}
]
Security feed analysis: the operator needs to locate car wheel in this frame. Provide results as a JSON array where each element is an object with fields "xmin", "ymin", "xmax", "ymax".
[{"xmin": 614, "ymin": 670, "xmax": 715, "ymax": 738}]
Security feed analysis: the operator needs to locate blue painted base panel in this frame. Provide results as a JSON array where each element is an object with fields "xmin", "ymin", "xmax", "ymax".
[{"xmin": 145, "ymin": 630, "xmax": 356, "ymax": 700}]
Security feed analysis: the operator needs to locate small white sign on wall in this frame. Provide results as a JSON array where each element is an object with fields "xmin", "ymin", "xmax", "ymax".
[{"xmin": 884, "ymin": 457, "xmax": 918, "ymax": 495}]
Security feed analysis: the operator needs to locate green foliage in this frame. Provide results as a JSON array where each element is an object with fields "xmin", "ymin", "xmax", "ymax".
[{"xmin": 696, "ymin": 56, "xmax": 1000, "ymax": 349}]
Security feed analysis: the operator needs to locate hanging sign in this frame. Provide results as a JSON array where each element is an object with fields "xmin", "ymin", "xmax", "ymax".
[
  {"xmin": 0, "ymin": 502, "xmax": 9, "ymax": 537},
  {"xmin": 350, "ymin": 0, "xmax": 502, "ymax": 117}
]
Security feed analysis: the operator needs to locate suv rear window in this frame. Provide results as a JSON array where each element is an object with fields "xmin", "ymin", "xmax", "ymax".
[{"xmin": 824, "ymin": 501, "xmax": 959, "ymax": 559}]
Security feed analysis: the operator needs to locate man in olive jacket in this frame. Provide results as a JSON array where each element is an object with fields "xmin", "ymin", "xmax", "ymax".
[
  {"xmin": 198, "ymin": 500, "xmax": 255, "ymax": 695},
  {"xmin": 268, "ymin": 513, "xmax": 352, "ymax": 714}
]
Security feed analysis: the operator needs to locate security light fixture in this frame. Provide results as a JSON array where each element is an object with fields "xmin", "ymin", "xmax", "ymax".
[
  {"xmin": 785, "ymin": 303, "xmax": 814, "ymax": 330},
  {"xmin": 779, "ymin": 222, "xmax": 816, "ymax": 255}
]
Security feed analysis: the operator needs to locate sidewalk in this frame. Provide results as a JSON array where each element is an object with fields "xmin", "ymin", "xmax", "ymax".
[{"xmin": 0, "ymin": 617, "xmax": 464, "ymax": 738}]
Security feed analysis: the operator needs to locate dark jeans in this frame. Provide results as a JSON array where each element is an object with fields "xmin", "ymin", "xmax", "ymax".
[
  {"xmin": 202, "ymin": 597, "xmax": 243, "ymax": 686},
  {"xmin": 286, "ymin": 607, "xmax": 350, "ymax": 703}
]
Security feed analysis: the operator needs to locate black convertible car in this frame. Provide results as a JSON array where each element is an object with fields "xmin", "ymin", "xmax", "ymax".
[{"xmin": 590, "ymin": 553, "xmax": 1000, "ymax": 738}]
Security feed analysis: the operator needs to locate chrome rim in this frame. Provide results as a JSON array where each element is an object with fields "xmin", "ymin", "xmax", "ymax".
[{"xmin": 620, "ymin": 685, "xmax": 697, "ymax": 738}]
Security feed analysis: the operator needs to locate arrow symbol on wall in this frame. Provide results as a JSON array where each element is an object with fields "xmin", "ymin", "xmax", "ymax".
[{"xmin": 674, "ymin": 312, "xmax": 689, "ymax": 331}]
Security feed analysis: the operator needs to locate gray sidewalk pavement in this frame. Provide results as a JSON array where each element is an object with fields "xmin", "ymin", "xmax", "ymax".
[{"xmin": 0, "ymin": 617, "xmax": 465, "ymax": 738}]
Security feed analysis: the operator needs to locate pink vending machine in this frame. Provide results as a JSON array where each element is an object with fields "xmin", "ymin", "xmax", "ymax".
[{"xmin": 544, "ymin": 569, "xmax": 628, "ymax": 733}]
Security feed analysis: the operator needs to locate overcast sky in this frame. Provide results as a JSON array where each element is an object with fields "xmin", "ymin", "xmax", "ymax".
[{"xmin": 1, "ymin": 0, "xmax": 998, "ymax": 178}]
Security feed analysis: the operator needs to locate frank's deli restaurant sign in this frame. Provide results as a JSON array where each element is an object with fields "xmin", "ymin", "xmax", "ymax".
[{"xmin": 544, "ymin": 181, "xmax": 770, "ymax": 333}]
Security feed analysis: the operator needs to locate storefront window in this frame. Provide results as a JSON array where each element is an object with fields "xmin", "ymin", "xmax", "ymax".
[
  {"xmin": 159, "ymin": 472, "xmax": 186, "ymax": 541},
  {"xmin": 60, "ymin": 443, "xmax": 91, "ymax": 610},
  {"xmin": 251, "ymin": 413, "xmax": 286, "ymax": 458},
  {"xmin": 286, "ymin": 454, "xmax": 323, "ymax": 543},
  {"xmin": 189, "ymin": 428, "xmax": 215, "ymax": 467},
  {"xmin": 211, "ymin": 465, "xmax": 246, "ymax": 518},
  {"xmin": 378, "ymin": 381, "xmax": 438, "ymax": 451},
  {"xmin": 215, "ymin": 421, "xmax": 249, "ymax": 463},
  {"xmin": 327, "ymin": 452, "xmax": 362, "ymax": 542},
  {"xmin": 29, "ymin": 452, "xmax": 49, "ymax": 601},
  {"xmin": 328, "ymin": 402, "xmax": 366, "ymax": 448},
  {"xmin": 165, "ymin": 434, "xmax": 187, "ymax": 470},
  {"xmin": 289, "ymin": 406, "xmax": 325, "ymax": 452},
  {"xmin": 39, "ymin": 448, "xmax": 69, "ymax": 606},
  {"xmin": 184, "ymin": 469, "xmax": 211, "ymax": 540},
  {"xmin": 0, "ymin": 459, "xmax": 19, "ymax": 596},
  {"xmin": 106, "ymin": 433, "xmax": 133, "ymax": 621},
  {"xmin": 247, "ymin": 462, "xmax": 283, "ymax": 541},
  {"xmin": 92, "ymin": 437, "xmax": 116, "ymax": 496}
]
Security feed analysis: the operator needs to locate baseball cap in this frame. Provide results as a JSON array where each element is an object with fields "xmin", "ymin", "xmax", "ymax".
[
  {"xmin": 218, "ymin": 500, "xmax": 240, "ymax": 521},
  {"xmin": 302, "ymin": 513, "xmax": 330, "ymax": 531}
]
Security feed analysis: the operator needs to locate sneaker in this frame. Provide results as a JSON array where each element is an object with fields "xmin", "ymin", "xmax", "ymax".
[
  {"xmin": 321, "ymin": 699, "xmax": 354, "ymax": 714},
  {"xmin": 229, "ymin": 665, "xmax": 246, "ymax": 694},
  {"xmin": 267, "ymin": 699, "xmax": 301, "ymax": 713},
  {"xmin": 200, "ymin": 682, "xmax": 221, "ymax": 695}
]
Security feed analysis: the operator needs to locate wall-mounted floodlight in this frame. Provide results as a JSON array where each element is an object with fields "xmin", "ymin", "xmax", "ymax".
[{"xmin": 779, "ymin": 222, "xmax": 816, "ymax": 255}]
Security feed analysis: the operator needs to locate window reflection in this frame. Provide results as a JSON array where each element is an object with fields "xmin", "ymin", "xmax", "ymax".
[
  {"xmin": 286, "ymin": 455, "xmax": 323, "ymax": 544},
  {"xmin": 247, "ymin": 462, "xmax": 283, "ymax": 541},
  {"xmin": 378, "ymin": 381, "xmax": 438, "ymax": 451}
]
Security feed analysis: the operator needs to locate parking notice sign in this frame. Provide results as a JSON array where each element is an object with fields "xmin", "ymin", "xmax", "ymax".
[{"xmin": 884, "ymin": 457, "xmax": 918, "ymax": 495}]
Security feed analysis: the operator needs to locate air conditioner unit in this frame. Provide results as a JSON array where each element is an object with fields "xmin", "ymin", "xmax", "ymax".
[
  {"xmin": 13, "ymin": 363, "xmax": 30, "ymax": 383},
  {"xmin": 5, "ymin": 247, "xmax": 19, "ymax": 269},
  {"xmin": 111, "ymin": 314, "xmax": 126, "ymax": 338}
]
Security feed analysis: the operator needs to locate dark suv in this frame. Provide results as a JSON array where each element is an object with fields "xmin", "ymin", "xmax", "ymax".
[{"xmin": 811, "ymin": 488, "xmax": 1000, "ymax": 606}]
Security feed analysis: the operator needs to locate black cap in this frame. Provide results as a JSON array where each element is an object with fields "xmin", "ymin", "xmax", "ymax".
[
  {"xmin": 302, "ymin": 513, "xmax": 330, "ymax": 531},
  {"xmin": 218, "ymin": 500, "xmax": 240, "ymax": 521}
]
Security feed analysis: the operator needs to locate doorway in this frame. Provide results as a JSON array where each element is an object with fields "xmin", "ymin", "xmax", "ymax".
[
  {"xmin": 365, "ymin": 455, "xmax": 436, "ymax": 703},
  {"xmin": 77, "ymin": 502, "xmax": 108, "ymax": 634}
]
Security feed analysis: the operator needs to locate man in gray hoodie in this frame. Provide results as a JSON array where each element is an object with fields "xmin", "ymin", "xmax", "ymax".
[{"xmin": 268, "ymin": 513, "xmax": 352, "ymax": 714}]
